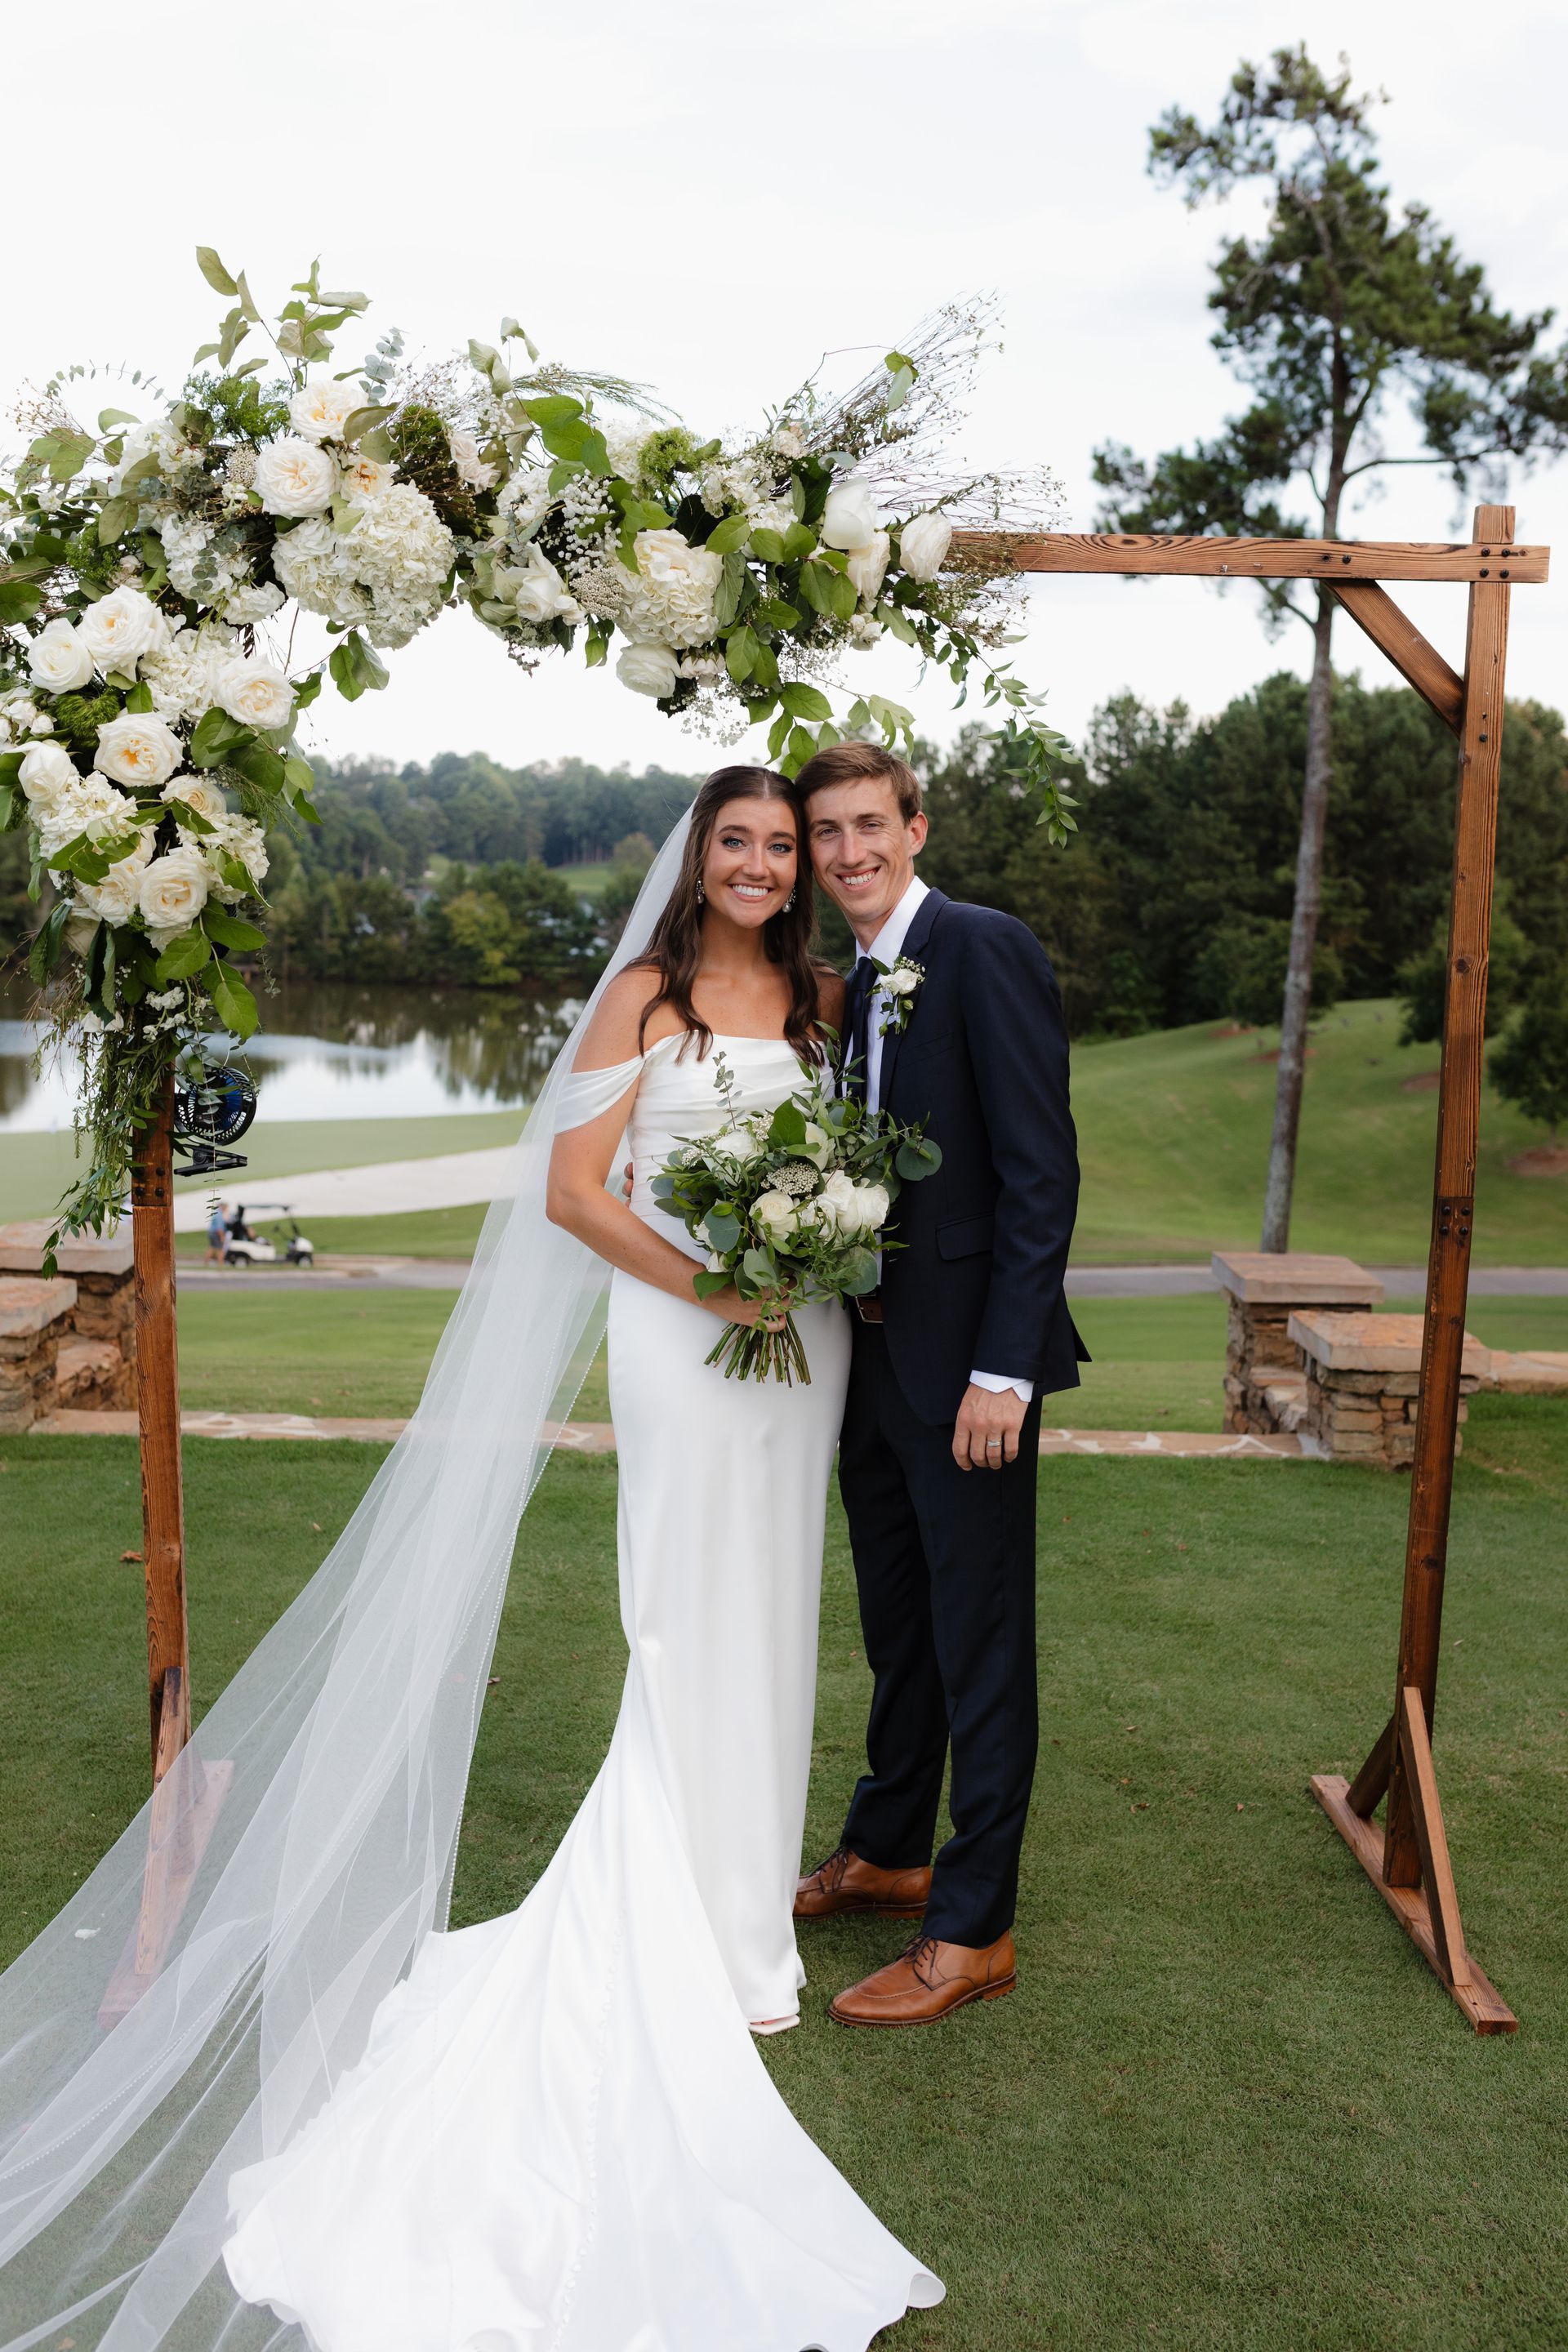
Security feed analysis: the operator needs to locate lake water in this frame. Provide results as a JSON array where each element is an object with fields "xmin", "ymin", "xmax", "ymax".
[{"xmin": 0, "ymin": 978, "xmax": 583, "ymax": 1131}]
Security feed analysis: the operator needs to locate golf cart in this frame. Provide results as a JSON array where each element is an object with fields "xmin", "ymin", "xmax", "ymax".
[{"xmin": 222, "ymin": 1204, "xmax": 316, "ymax": 1269}]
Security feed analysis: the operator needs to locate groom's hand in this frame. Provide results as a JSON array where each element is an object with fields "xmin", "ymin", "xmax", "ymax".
[{"xmin": 952, "ymin": 1383, "xmax": 1027, "ymax": 1472}]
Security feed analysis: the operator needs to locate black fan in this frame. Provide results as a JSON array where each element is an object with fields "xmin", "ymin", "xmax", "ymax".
[{"xmin": 173, "ymin": 1068, "xmax": 256, "ymax": 1171}]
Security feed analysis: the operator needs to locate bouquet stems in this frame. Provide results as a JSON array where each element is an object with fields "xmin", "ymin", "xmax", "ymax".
[{"xmin": 704, "ymin": 1312, "xmax": 813, "ymax": 1385}]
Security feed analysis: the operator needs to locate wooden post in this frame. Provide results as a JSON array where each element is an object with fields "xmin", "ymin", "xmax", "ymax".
[
  {"xmin": 131, "ymin": 1067, "xmax": 189, "ymax": 1780},
  {"xmin": 1380, "ymin": 505, "xmax": 1512, "ymax": 1888}
]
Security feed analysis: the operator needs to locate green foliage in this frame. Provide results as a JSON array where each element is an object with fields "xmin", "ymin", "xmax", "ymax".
[
  {"xmin": 1396, "ymin": 905, "xmax": 1530, "ymax": 1046},
  {"xmin": 181, "ymin": 370, "xmax": 291, "ymax": 443},
  {"xmin": 1490, "ymin": 973, "xmax": 1568, "ymax": 1138},
  {"xmin": 387, "ymin": 402, "xmax": 488, "ymax": 534},
  {"xmin": 49, "ymin": 689, "xmax": 120, "ymax": 753}
]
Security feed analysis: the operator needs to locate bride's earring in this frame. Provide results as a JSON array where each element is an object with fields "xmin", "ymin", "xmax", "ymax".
[
  {"xmin": 783, "ymin": 889, "xmax": 796, "ymax": 912},
  {"xmin": 695, "ymin": 880, "xmax": 706, "ymax": 904}
]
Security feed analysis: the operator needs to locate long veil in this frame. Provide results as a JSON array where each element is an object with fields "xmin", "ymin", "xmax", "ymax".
[{"xmin": 0, "ymin": 811, "xmax": 695, "ymax": 2350}]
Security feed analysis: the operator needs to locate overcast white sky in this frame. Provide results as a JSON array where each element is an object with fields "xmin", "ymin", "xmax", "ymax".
[{"xmin": 4, "ymin": 0, "xmax": 1564, "ymax": 782}]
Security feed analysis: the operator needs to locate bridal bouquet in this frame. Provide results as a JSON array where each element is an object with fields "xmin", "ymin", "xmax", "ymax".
[{"xmin": 650, "ymin": 1052, "xmax": 941, "ymax": 1384}]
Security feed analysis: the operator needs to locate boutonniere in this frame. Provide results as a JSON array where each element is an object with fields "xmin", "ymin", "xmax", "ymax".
[{"xmin": 872, "ymin": 955, "xmax": 925, "ymax": 1036}]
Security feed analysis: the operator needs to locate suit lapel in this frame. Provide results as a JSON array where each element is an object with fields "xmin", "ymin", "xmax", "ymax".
[{"xmin": 875, "ymin": 887, "xmax": 946, "ymax": 1114}]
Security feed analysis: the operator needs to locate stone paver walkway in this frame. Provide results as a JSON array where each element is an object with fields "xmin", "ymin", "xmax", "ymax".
[{"xmin": 30, "ymin": 1410, "xmax": 1317, "ymax": 1459}]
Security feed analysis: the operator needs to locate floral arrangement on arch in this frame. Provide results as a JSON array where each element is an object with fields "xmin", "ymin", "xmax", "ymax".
[{"xmin": 0, "ymin": 256, "xmax": 1072, "ymax": 1248}]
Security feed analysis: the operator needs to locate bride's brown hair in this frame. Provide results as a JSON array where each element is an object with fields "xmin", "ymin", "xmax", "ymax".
[{"xmin": 632, "ymin": 765, "xmax": 831, "ymax": 1062}]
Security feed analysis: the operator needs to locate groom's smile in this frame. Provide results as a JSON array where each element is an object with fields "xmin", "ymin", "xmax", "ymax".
[{"xmin": 803, "ymin": 776, "xmax": 929, "ymax": 949}]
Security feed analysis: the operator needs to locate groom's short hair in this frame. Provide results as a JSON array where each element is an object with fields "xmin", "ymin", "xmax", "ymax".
[{"xmin": 795, "ymin": 740, "xmax": 923, "ymax": 825}]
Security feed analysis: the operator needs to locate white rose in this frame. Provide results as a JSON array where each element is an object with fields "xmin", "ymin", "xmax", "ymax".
[
  {"xmin": 75, "ymin": 832, "xmax": 154, "ymax": 926},
  {"xmin": 28, "ymin": 618, "xmax": 94, "ymax": 693},
  {"xmin": 78, "ymin": 586, "xmax": 171, "ymax": 677},
  {"xmin": 616, "ymin": 642, "xmax": 679, "ymax": 699},
  {"xmin": 820, "ymin": 480, "xmax": 879, "ymax": 552},
  {"xmin": 18, "ymin": 743, "xmax": 77, "ymax": 808},
  {"xmin": 721, "ymin": 1126, "xmax": 767, "ymax": 1165},
  {"xmin": 844, "ymin": 529, "xmax": 891, "ymax": 606},
  {"xmin": 289, "ymin": 377, "xmax": 362, "ymax": 443},
  {"xmin": 92, "ymin": 712, "xmax": 183, "ymax": 790},
  {"xmin": 254, "ymin": 436, "xmax": 336, "ymax": 518},
  {"xmin": 815, "ymin": 1169, "xmax": 859, "ymax": 1232},
  {"xmin": 138, "ymin": 846, "xmax": 209, "ymax": 936},
  {"xmin": 898, "ymin": 510, "xmax": 953, "ymax": 581},
  {"xmin": 795, "ymin": 1120, "xmax": 835, "ymax": 1170},
  {"xmin": 510, "ymin": 545, "xmax": 580, "ymax": 626},
  {"xmin": 882, "ymin": 964, "xmax": 920, "ymax": 998},
  {"xmin": 162, "ymin": 774, "xmax": 228, "ymax": 822},
  {"xmin": 214, "ymin": 657, "xmax": 295, "ymax": 732},
  {"xmin": 448, "ymin": 429, "xmax": 497, "ymax": 492},
  {"xmin": 848, "ymin": 1180, "xmax": 890, "ymax": 1236},
  {"xmin": 751, "ymin": 1190, "xmax": 798, "ymax": 1245},
  {"xmin": 340, "ymin": 452, "xmax": 391, "ymax": 501}
]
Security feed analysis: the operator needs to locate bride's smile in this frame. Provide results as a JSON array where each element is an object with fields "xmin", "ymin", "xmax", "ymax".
[{"xmin": 703, "ymin": 808, "xmax": 798, "ymax": 927}]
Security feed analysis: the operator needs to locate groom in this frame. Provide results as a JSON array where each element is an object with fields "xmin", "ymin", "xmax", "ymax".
[{"xmin": 793, "ymin": 740, "xmax": 1085, "ymax": 2027}]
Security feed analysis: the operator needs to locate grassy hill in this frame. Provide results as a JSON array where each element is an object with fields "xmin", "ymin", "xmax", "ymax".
[{"xmin": 1069, "ymin": 998, "xmax": 1566, "ymax": 1264}]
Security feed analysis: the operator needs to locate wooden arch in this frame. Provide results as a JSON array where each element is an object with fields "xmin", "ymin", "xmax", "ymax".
[{"xmin": 126, "ymin": 506, "xmax": 1544, "ymax": 2030}]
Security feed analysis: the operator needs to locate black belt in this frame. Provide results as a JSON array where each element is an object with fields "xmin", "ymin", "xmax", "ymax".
[{"xmin": 854, "ymin": 1291, "xmax": 884, "ymax": 1325}]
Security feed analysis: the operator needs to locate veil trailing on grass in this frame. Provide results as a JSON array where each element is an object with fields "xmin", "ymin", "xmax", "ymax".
[{"xmin": 0, "ymin": 812, "xmax": 695, "ymax": 2350}]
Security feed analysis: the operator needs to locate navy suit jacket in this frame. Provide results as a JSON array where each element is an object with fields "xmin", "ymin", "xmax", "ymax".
[{"xmin": 866, "ymin": 888, "xmax": 1086, "ymax": 1426}]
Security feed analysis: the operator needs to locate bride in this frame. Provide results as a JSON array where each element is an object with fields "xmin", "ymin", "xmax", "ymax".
[{"xmin": 0, "ymin": 768, "xmax": 942, "ymax": 2352}]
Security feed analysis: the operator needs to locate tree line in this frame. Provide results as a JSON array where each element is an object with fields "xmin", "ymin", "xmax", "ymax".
[{"xmin": 4, "ymin": 675, "xmax": 1564, "ymax": 1130}]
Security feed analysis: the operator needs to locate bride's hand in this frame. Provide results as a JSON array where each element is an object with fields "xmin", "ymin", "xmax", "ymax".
[{"xmin": 699, "ymin": 1283, "xmax": 791, "ymax": 1334}]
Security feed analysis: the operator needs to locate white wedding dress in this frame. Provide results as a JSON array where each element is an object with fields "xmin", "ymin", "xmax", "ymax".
[{"xmin": 221, "ymin": 1033, "xmax": 943, "ymax": 2352}]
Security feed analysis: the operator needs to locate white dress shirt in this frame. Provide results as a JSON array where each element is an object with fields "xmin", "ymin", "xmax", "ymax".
[{"xmin": 856, "ymin": 875, "xmax": 1034, "ymax": 1406}]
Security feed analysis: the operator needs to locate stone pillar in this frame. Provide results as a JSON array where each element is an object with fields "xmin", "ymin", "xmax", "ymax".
[
  {"xmin": 0, "ymin": 1223, "xmax": 136, "ymax": 1410},
  {"xmin": 1288, "ymin": 1311, "xmax": 1490, "ymax": 1468},
  {"xmin": 0, "ymin": 1276, "xmax": 78, "ymax": 1432},
  {"xmin": 1212, "ymin": 1252, "xmax": 1386, "ymax": 1436}
]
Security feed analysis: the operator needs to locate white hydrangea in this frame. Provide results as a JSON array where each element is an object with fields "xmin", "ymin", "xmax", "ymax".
[
  {"xmin": 199, "ymin": 812, "xmax": 270, "ymax": 901},
  {"xmin": 338, "ymin": 483, "xmax": 457, "ymax": 648},
  {"xmin": 138, "ymin": 626, "xmax": 241, "ymax": 723},
  {"xmin": 617, "ymin": 528, "xmax": 723, "ymax": 649},
  {"xmin": 271, "ymin": 518, "xmax": 373, "ymax": 631},
  {"xmin": 159, "ymin": 515, "xmax": 253, "ymax": 605},
  {"xmin": 221, "ymin": 581, "xmax": 285, "ymax": 624},
  {"xmin": 33, "ymin": 775, "xmax": 138, "ymax": 861},
  {"xmin": 604, "ymin": 425, "xmax": 652, "ymax": 482},
  {"xmin": 497, "ymin": 466, "xmax": 555, "ymax": 531}
]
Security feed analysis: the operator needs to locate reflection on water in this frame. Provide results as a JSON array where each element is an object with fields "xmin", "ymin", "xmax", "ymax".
[{"xmin": 0, "ymin": 976, "xmax": 582, "ymax": 1131}]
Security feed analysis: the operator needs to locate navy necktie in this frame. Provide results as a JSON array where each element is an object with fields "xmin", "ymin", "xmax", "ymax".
[{"xmin": 843, "ymin": 959, "xmax": 873, "ymax": 1102}]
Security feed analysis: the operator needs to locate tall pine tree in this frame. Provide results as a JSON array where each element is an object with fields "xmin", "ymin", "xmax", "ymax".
[{"xmin": 1094, "ymin": 45, "xmax": 1568, "ymax": 1249}]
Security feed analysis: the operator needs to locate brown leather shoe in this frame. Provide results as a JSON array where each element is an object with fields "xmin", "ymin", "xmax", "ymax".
[
  {"xmin": 828, "ymin": 1931, "xmax": 1017, "ymax": 2027},
  {"xmin": 793, "ymin": 1845, "xmax": 932, "ymax": 1922}
]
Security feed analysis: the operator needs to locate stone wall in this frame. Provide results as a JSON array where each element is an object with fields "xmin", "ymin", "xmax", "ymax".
[
  {"xmin": 0, "ymin": 1276, "xmax": 77, "ymax": 1433},
  {"xmin": 1289, "ymin": 1312, "xmax": 1490, "ymax": 1468},
  {"xmin": 0, "ymin": 1223, "xmax": 135, "ymax": 1410},
  {"xmin": 1213, "ymin": 1252, "xmax": 1386, "ymax": 1437}
]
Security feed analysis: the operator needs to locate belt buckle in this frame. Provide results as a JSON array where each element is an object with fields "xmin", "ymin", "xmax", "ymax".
[{"xmin": 854, "ymin": 1292, "xmax": 884, "ymax": 1325}]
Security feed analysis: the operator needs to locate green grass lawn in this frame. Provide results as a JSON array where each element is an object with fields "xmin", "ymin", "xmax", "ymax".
[
  {"xmin": 171, "ymin": 1288, "xmax": 1568, "ymax": 1430},
  {"xmin": 1070, "ymin": 998, "xmax": 1568, "ymax": 1264},
  {"xmin": 176, "ymin": 1201, "xmax": 490, "ymax": 1261},
  {"xmin": 2, "ymin": 1396, "xmax": 1566, "ymax": 2349},
  {"xmin": 0, "ymin": 1111, "xmax": 528, "ymax": 1223}
]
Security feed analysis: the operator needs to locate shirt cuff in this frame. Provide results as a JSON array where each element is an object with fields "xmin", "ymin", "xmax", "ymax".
[{"xmin": 969, "ymin": 1369, "xmax": 1035, "ymax": 1403}]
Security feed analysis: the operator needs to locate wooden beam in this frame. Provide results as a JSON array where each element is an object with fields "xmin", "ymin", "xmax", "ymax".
[
  {"xmin": 1329, "ymin": 582, "xmax": 1464, "ymax": 733},
  {"xmin": 1383, "ymin": 504, "xmax": 1512, "ymax": 1891},
  {"xmin": 952, "ymin": 531, "xmax": 1549, "ymax": 584},
  {"xmin": 1310, "ymin": 1775, "xmax": 1515, "ymax": 2033},
  {"xmin": 1347, "ymin": 1712, "xmax": 1396, "ymax": 1818},
  {"xmin": 131, "ymin": 1071, "xmax": 189, "ymax": 1780},
  {"xmin": 1398, "ymin": 1686, "xmax": 1470, "ymax": 1989}
]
